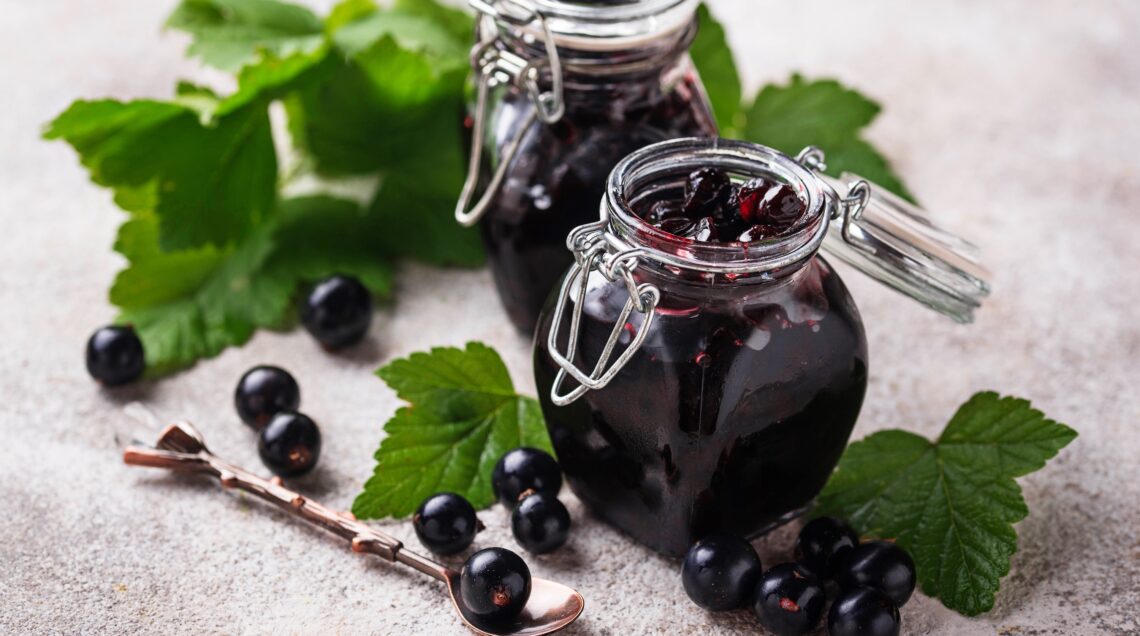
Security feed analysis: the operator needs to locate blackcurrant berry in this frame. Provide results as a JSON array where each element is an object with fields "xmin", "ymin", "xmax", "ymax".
[
  {"xmin": 736, "ymin": 177, "xmax": 773, "ymax": 223},
  {"xmin": 681, "ymin": 533, "xmax": 763, "ymax": 611},
  {"xmin": 752, "ymin": 563, "xmax": 826, "ymax": 636},
  {"xmin": 413, "ymin": 493, "xmax": 482, "ymax": 556},
  {"xmin": 683, "ymin": 167, "xmax": 732, "ymax": 216},
  {"xmin": 459, "ymin": 547, "xmax": 532, "ymax": 626},
  {"xmin": 85, "ymin": 325, "xmax": 144, "ymax": 386},
  {"xmin": 794, "ymin": 516, "xmax": 858, "ymax": 578},
  {"xmin": 234, "ymin": 365, "xmax": 300, "ymax": 430},
  {"xmin": 837, "ymin": 540, "xmax": 917, "ymax": 607},
  {"xmin": 828, "ymin": 587, "xmax": 901, "ymax": 636},
  {"xmin": 257, "ymin": 411, "xmax": 321, "ymax": 477},
  {"xmin": 491, "ymin": 448, "xmax": 562, "ymax": 508},
  {"xmin": 300, "ymin": 275, "xmax": 372, "ymax": 349},
  {"xmin": 757, "ymin": 184, "xmax": 806, "ymax": 234},
  {"xmin": 511, "ymin": 491, "xmax": 570, "ymax": 554}
]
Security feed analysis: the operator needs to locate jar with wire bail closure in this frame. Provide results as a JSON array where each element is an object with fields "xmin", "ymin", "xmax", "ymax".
[
  {"xmin": 532, "ymin": 138, "xmax": 990, "ymax": 557},
  {"xmin": 456, "ymin": 0, "xmax": 718, "ymax": 334}
]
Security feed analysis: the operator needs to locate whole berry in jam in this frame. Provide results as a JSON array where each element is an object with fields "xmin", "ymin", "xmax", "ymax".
[
  {"xmin": 692, "ymin": 216, "xmax": 718, "ymax": 242},
  {"xmin": 794, "ymin": 516, "xmax": 859, "ymax": 578},
  {"xmin": 681, "ymin": 533, "xmax": 763, "ymax": 611},
  {"xmin": 827, "ymin": 587, "xmax": 901, "ymax": 636},
  {"xmin": 738, "ymin": 224, "xmax": 778, "ymax": 243},
  {"xmin": 492, "ymin": 448, "xmax": 563, "ymax": 508},
  {"xmin": 85, "ymin": 325, "xmax": 145, "ymax": 386},
  {"xmin": 752, "ymin": 563, "xmax": 826, "ymax": 636},
  {"xmin": 511, "ymin": 491, "xmax": 571, "ymax": 555},
  {"xmin": 413, "ymin": 493, "xmax": 482, "ymax": 556},
  {"xmin": 837, "ymin": 540, "xmax": 917, "ymax": 607},
  {"xmin": 234, "ymin": 365, "xmax": 300, "ymax": 430},
  {"xmin": 737, "ymin": 177, "xmax": 774, "ymax": 223},
  {"xmin": 257, "ymin": 410, "xmax": 321, "ymax": 477},
  {"xmin": 300, "ymin": 275, "xmax": 372, "ymax": 350},
  {"xmin": 655, "ymin": 217, "xmax": 697, "ymax": 238},
  {"xmin": 682, "ymin": 167, "xmax": 732, "ymax": 216},
  {"xmin": 757, "ymin": 184, "xmax": 806, "ymax": 234},
  {"xmin": 459, "ymin": 547, "xmax": 532, "ymax": 626}
]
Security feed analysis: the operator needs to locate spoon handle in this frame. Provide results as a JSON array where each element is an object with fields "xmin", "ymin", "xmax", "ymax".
[{"xmin": 123, "ymin": 422, "xmax": 451, "ymax": 584}]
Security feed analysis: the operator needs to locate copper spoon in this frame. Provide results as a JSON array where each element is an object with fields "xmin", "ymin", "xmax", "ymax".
[{"xmin": 122, "ymin": 421, "xmax": 585, "ymax": 636}]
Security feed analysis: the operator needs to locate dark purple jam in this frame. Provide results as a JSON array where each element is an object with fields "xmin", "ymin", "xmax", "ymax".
[
  {"xmin": 533, "ymin": 207, "xmax": 868, "ymax": 556},
  {"xmin": 476, "ymin": 72, "xmax": 716, "ymax": 334}
]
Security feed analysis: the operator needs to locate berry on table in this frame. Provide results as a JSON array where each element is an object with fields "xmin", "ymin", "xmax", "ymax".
[
  {"xmin": 681, "ymin": 533, "xmax": 763, "ymax": 611},
  {"xmin": 257, "ymin": 410, "xmax": 321, "ymax": 477},
  {"xmin": 752, "ymin": 563, "xmax": 826, "ymax": 636},
  {"xmin": 836, "ymin": 540, "xmax": 917, "ymax": 607},
  {"xmin": 683, "ymin": 167, "xmax": 732, "ymax": 216},
  {"xmin": 459, "ymin": 547, "xmax": 532, "ymax": 626},
  {"xmin": 234, "ymin": 365, "xmax": 300, "ymax": 430},
  {"xmin": 300, "ymin": 275, "xmax": 372, "ymax": 350},
  {"xmin": 828, "ymin": 586, "xmax": 901, "ymax": 636},
  {"xmin": 85, "ymin": 325, "xmax": 145, "ymax": 386},
  {"xmin": 511, "ymin": 491, "xmax": 571, "ymax": 555},
  {"xmin": 794, "ymin": 516, "xmax": 859, "ymax": 578},
  {"xmin": 491, "ymin": 448, "xmax": 562, "ymax": 508},
  {"xmin": 413, "ymin": 493, "xmax": 482, "ymax": 556}
]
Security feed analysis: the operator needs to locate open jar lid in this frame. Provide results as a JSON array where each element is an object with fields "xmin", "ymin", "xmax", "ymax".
[{"xmin": 814, "ymin": 165, "xmax": 991, "ymax": 323}]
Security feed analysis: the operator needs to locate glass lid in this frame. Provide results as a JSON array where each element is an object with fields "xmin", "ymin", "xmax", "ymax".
[
  {"xmin": 471, "ymin": 0, "xmax": 699, "ymax": 47},
  {"xmin": 818, "ymin": 169, "xmax": 991, "ymax": 323}
]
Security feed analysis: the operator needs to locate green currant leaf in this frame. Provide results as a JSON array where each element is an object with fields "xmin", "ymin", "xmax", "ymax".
[
  {"xmin": 44, "ymin": 98, "xmax": 277, "ymax": 251},
  {"xmin": 352, "ymin": 343, "xmax": 553, "ymax": 519},
  {"xmin": 690, "ymin": 3, "xmax": 742, "ymax": 136},
  {"xmin": 166, "ymin": 0, "xmax": 325, "ymax": 71},
  {"xmin": 815, "ymin": 392, "xmax": 1078, "ymax": 616},
  {"xmin": 742, "ymin": 74, "xmax": 916, "ymax": 203},
  {"xmin": 109, "ymin": 197, "xmax": 393, "ymax": 375}
]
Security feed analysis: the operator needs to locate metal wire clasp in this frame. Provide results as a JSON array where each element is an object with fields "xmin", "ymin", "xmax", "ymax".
[
  {"xmin": 456, "ymin": 0, "xmax": 566, "ymax": 226},
  {"xmin": 547, "ymin": 222, "xmax": 660, "ymax": 406}
]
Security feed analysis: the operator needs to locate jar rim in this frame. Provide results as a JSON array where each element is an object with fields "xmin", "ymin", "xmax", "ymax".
[
  {"xmin": 485, "ymin": 0, "xmax": 699, "ymax": 49},
  {"xmin": 603, "ymin": 138, "xmax": 836, "ymax": 276}
]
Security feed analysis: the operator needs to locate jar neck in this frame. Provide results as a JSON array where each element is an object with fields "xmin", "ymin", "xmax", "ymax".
[{"xmin": 603, "ymin": 138, "xmax": 835, "ymax": 287}]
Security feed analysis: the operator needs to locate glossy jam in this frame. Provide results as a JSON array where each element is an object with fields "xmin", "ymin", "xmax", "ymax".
[
  {"xmin": 534, "ymin": 256, "xmax": 868, "ymax": 557},
  {"xmin": 477, "ymin": 67, "xmax": 717, "ymax": 333}
]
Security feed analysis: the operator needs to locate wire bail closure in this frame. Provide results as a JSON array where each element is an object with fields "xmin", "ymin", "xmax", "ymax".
[
  {"xmin": 456, "ymin": 0, "xmax": 566, "ymax": 227},
  {"xmin": 547, "ymin": 220, "xmax": 660, "ymax": 406}
]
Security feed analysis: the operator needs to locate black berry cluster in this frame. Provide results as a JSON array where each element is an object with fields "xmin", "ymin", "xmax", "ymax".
[
  {"xmin": 680, "ymin": 516, "xmax": 917, "ymax": 636},
  {"xmin": 493, "ymin": 448, "xmax": 571, "ymax": 555},
  {"xmin": 639, "ymin": 166, "xmax": 808, "ymax": 244},
  {"xmin": 234, "ymin": 365, "xmax": 321, "ymax": 477}
]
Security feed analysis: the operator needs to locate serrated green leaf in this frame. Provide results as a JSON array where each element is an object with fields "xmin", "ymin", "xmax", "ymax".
[
  {"xmin": 109, "ymin": 196, "xmax": 393, "ymax": 374},
  {"xmin": 742, "ymin": 74, "xmax": 916, "ymax": 202},
  {"xmin": 166, "ymin": 0, "xmax": 325, "ymax": 71},
  {"xmin": 353, "ymin": 343, "xmax": 552, "ymax": 519},
  {"xmin": 45, "ymin": 98, "xmax": 277, "ymax": 250},
  {"xmin": 690, "ymin": 4, "xmax": 742, "ymax": 135},
  {"xmin": 815, "ymin": 392, "xmax": 1077, "ymax": 616}
]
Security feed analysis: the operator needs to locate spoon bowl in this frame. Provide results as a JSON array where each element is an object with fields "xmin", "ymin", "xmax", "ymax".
[{"xmin": 123, "ymin": 421, "xmax": 585, "ymax": 635}]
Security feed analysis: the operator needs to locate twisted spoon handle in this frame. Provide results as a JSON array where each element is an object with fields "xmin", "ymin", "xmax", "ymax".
[{"xmin": 123, "ymin": 422, "xmax": 450, "ymax": 583}]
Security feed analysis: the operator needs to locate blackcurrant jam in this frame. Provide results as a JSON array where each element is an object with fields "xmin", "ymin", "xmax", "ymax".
[
  {"xmin": 457, "ymin": 0, "xmax": 717, "ymax": 334},
  {"xmin": 533, "ymin": 138, "xmax": 991, "ymax": 557}
]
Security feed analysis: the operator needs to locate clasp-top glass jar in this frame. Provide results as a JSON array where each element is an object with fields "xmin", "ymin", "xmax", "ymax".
[
  {"xmin": 455, "ymin": 0, "xmax": 718, "ymax": 334},
  {"xmin": 533, "ymin": 138, "xmax": 990, "ymax": 556}
]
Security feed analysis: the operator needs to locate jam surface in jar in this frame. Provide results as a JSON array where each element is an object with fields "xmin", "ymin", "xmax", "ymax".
[{"xmin": 533, "ymin": 153, "xmax": 868, "ymax": 557}]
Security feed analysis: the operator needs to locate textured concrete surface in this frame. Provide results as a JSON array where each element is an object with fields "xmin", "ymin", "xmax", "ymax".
[{"xmin": 2, "ymin": 0, "xmax": 1138, "ymax": 634}]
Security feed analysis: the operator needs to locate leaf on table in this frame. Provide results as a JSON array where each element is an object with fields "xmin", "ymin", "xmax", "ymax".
[
  {"xmin": 166, "ymin": 0, "xmax": 325, "ymax": 71},
  {"xmin": 742, "ymin": 74, "xmax": 916, "ymax": 203},
  {"xmin": 110, "ymin": 197, "xmax": 393, "ymax": 374},
  {"xmin": 690, "ymin": 3, "xmax": 742, "ymax": 136},
  {"xmin": 352, "ymin": 343, "xmax": 552, "ymax": 519},
  {"xmin": 44, "ymin": 98, "xmax": 277, "ymax": 251},
  {"xmin": 815, "ymin": 392, "xmax": 1078, "ymax": 616}
]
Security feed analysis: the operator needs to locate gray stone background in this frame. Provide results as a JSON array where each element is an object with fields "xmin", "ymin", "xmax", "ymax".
[{"xmin": 2, "ymin": 0, "xmax": 1138, "ymax": 634}]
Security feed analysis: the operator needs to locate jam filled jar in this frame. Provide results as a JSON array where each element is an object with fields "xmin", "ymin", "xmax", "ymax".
[
  {"xmin": 455, "ymin": 0, "xmax": 718, "ymax": 334},
  {"xmin": 533, "ymin": 138, "xmax": 990, "ymax": 556}
]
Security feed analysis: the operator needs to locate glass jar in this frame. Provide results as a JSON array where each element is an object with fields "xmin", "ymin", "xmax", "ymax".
[
  {"xmin": 533, "ymin": 138, "xmax": 990, "ymax": 557},
  {"xmin": 455, "ymin": 0, "xmax": 718, "ymax": 334}
]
